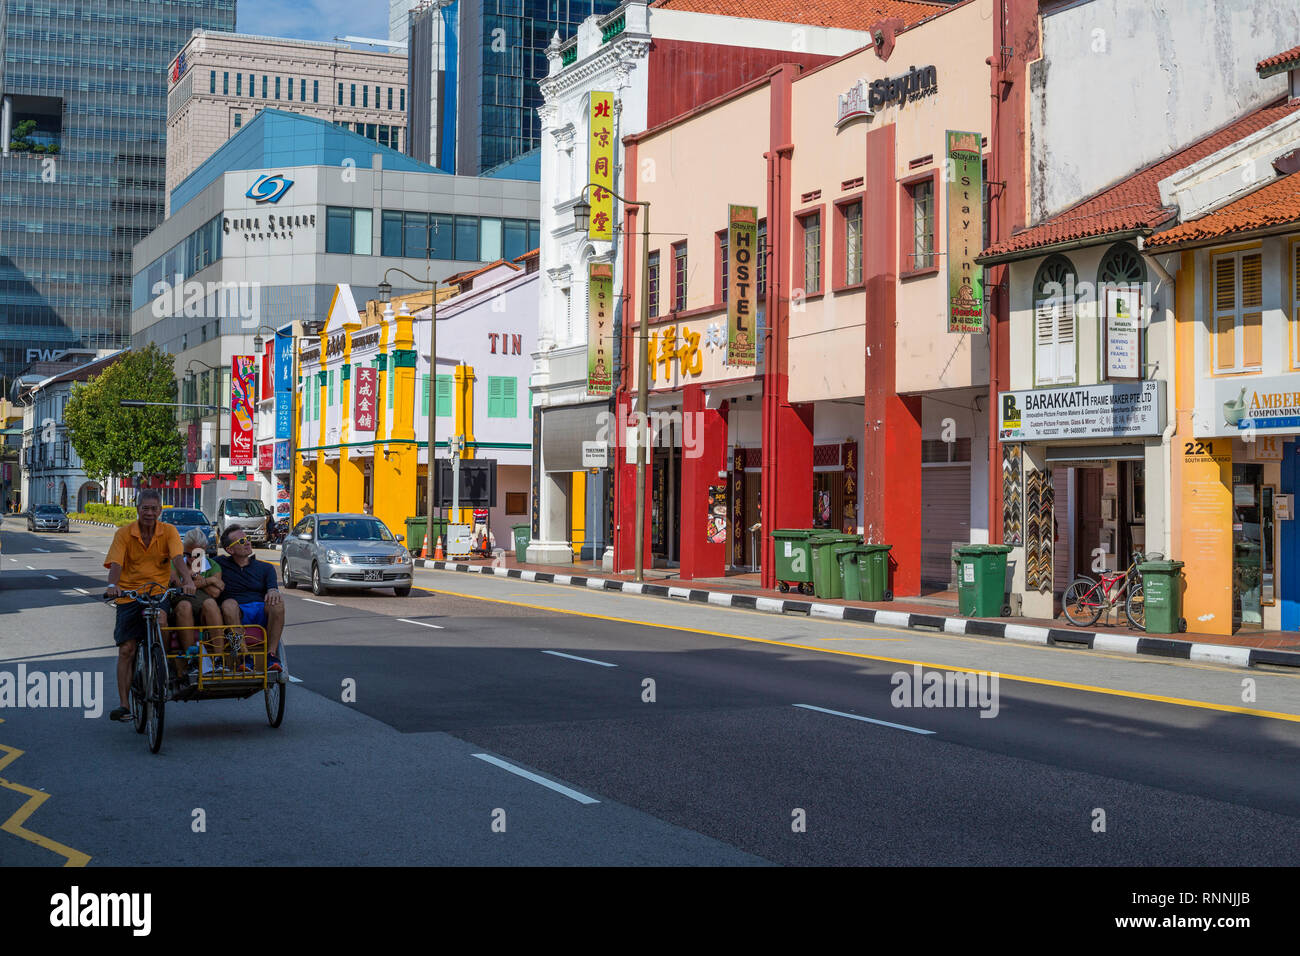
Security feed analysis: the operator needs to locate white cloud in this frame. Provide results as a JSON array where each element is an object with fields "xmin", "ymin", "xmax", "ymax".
[{"xmin": 241, "ymin": 0, "xmax": 389, "ymax": 43}]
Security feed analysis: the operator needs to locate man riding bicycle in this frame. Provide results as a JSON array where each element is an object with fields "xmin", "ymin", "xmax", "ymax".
[{"xmin": 104, "ymin": 489, "xmax": 197, "ymax": 721}]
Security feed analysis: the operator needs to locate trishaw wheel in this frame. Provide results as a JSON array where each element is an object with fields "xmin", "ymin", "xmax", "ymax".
[
  {"xmin": 131, "ymin": 651, "xmax": 147, "ymax": 734},
  {"xmin": 265, "ymin": 680, "xmax": 285, "ymax": 728},
  {"xmin": 146, "ymin": 644, "xmax": 166, "ymax": 754}
]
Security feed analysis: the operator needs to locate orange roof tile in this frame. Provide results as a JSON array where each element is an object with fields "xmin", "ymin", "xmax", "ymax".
[
  {"xmin": 981, "ymin": 98, "xmax": 1300, "ymax": 261},
  {"xmin": 1258, "ymin": 44, "xmax": 1300, "ymax": 77},
  {"xmin": 514, "ymin": 248, "xmax": 540, "ymax": 262},
  {"xmin": 647, "ymin": 0, "xmax": 945, "ymax": 31},
  {"xmin": 1144, "ymin": 170, "xmax": 1300, "ymax": 248}
]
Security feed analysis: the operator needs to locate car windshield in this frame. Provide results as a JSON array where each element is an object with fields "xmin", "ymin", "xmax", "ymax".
[
  {"xmin": 316, "ymin": 518, "xmax": 394, "ymax": 542},
  {"xmin": 35, "ymin": 506, "xmax": 63, "ymax": 515},
  {"xmin": 163, "ymin": 510, "xmax": 208, "ymax": 525},
  {"xmin": 225, "ymin": 499, "xmax": 267, "ymax": 517}
]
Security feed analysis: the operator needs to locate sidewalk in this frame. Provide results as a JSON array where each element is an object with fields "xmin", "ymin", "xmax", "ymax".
[{"xmin": 416, "ymin": 550, "xmax": 1300, "ymax": 666}]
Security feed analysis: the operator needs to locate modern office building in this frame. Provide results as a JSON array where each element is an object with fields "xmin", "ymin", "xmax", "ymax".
[
  {"xmin": 396, "ymin": 0, "xmax": 620, "ymax": 175},
  {"xmin": 0, "ymin": 0, "xmax": 236, "ymax": 384},
  {"xmin": 131, "ymin": 109, "xmax": 540, "ymax": 503},
  {"xmin": 165, "ymin": 31, "xmax": 410, "ymax": 213}
]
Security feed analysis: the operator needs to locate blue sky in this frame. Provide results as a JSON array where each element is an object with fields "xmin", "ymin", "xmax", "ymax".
[{"xmin": 239, "ymin": 0, "xmax": 389, "ymax": 44}]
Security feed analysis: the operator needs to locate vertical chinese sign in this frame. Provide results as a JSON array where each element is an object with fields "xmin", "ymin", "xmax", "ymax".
[
  {"xmin": 230, "ymin": 355, "xmax": 256, "ymax": 466},
  {"xmin": 274, "ymin": 330, "xmax": 294, "ymax": 441},
  {"xmin": 588, "ymin": 91, "xmax": 614, "ymax": 241},
  {"xmin": 587, "ymin": 263, "xmax": 613, "ymax": 396},
  {"xmin": 727, "ymin": 204, "xmax": 758, "ymax": 365},
  {"xmin": 841, "ymin": 440, "xmax": 858, "ymax": 533},
  {"xmin": 945, "ymin": 130, "xmax": 985, "ymax": 334},
  {"xmin": 353, "ymin": 366, "xmax": 378, "ymax": 432}
]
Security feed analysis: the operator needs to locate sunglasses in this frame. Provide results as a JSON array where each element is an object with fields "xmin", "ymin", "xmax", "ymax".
[{"xmin": 225, "ymin": 535, "xmax": 251, "ymax": 548}]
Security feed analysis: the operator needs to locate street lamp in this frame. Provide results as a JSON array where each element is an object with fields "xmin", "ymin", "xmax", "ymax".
[
  {"xmin": 378, "ymin": 267, "xmax": 447, "ymax": 553},
  {"xmin": 573, "ymin": 181, "xmax": 651, "ymax": 583}
]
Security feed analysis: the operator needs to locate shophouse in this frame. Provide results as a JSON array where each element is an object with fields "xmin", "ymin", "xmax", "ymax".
[
  {"xmin": 613, "ymin": 0, "xmax": 992, "ymax": 592},
  {"xmin": 532, "ymin": 0, "xmax": 942, "ymax": 567},
  {"xmin": 1138, "ymin": 46, "xmax": 1300, "ymax": 634},
  {"xmin": 981, "ymin": 5, "xmax": 1300, "ymax": 624},
  {"xmin": 293, "ymin": 260, "xmax": 537, "ymax": 549}
]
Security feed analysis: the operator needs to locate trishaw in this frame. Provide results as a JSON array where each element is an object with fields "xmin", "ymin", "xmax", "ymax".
[{"xmin": 106, "ymin": 583, "xmax": 288, "ymax": 753}]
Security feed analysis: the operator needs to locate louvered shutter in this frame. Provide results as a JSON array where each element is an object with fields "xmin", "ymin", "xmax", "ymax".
[
  {"xmin": 502, "ymin": 377, "xmax": 518, "ymax": 418},
  {"xmin": 1035, "ymin": 300, "xmax": 1058, "ymax": 385},
  {"xmin": 1057, "ymin": 298, "xmax": 1076, "ymax": 384},
  {"xmin": 488, "ymin": 376, "xmax": 504, "ymax": 417},
  {"xmin": 1213, "ymin": 255, "xmax": 1237, "ymax": 371},
  {"xmin": 436, "ymin": 375, "xmax": 452, "ymax": 417},
  {"xmin": 1242, "ymin": 253, "xmax": 1263, "ymax": 368}
]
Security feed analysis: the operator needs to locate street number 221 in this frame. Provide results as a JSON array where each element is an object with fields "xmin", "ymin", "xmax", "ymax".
[{"xmin": 1185, "ymin": 441, "xmax": 1211, "ymax": 456}]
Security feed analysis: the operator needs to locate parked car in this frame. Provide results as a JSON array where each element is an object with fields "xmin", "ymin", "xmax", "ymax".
[
  {"xmin": 28, "ymin": 504, "xmax": 69, "ymax": 532},
  {"xmin": 280, "ymin": 513, "xmax": 413, "ymax": 597},
  {"xmin": 159, "ymin": 507, "xmax": 217, "ymax": 556},
  {"xmin": 215, "ymin": 496, "xmax": 270, "ymax": 546}
]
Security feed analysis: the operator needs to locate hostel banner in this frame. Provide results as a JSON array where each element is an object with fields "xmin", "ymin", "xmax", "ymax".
[
  {"xmin": 588, "ymin": 91, "xmax": 614, "ymax": 241},
  {"xmin": 230, "ymin": 355, "xmax": 256, "ymax": 466},
  {"xmin": 727, "ymin": 204, "xmax": 758, "ymax": 366},
  {"xmin": 587, "ymin": 262, "xmax": 613, "ymax": 396},
  {"xmin": 945, "ymin": 130, "xmax": 985, "ymax": 333}
]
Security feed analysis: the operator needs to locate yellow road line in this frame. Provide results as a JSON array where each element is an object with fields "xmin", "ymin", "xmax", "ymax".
[
  {"xmin": 0, "ymin": 720, "xmax": 91, "ymax": 866},
  {"xmin": 414, "ymin": 586, "xmax": 1300, "ymax": 725}
]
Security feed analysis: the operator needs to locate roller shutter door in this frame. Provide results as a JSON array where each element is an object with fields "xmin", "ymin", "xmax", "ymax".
[{"xmin": 921, "ymin": 466, "xmax": 971, "ymax": 589}]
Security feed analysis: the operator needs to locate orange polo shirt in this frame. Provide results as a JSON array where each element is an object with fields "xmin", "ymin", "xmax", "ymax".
[{"xmin": 105, "ymin": 521, "xmax": 183, "ymax": 603}]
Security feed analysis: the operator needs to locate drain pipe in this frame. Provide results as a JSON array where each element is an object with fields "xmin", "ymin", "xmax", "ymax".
[
  {"xmin": 1139, "ymin": 240, "xmax": 1177, "ymax": 560},
  {"xmin": 1, "ymin": 97, "xmax": 12, "ymax": 158}
]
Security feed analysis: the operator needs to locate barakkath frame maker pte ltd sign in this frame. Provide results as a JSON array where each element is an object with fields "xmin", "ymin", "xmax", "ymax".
[{"xmin": 998, "ymin": 380, "xmax": 1165, "ymax": 442}]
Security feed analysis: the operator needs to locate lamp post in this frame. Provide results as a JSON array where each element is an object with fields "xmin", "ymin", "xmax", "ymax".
[
  {"xmin": 377, "ymin": 268, "xmax": 445, "ymax": 554},
  {"xmin": 183, "ymin": 359, "xmax": 226, "ymax": 481},
  {"xmin": 573, "ymin": 182, "xmax": 650, "ymax": 583}
]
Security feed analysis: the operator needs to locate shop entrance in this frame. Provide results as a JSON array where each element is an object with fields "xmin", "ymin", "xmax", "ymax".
[
  {"xmin": 1232, "ymin": 463, "xmax": 1264, "ymax": 631},
  {"xmin": 1074, "ymin": 468, "xmax": 1105, "ymax": 576},
  {"xmin": 651, "ymin": 446, "xmax": 681, "ymax": 564}
]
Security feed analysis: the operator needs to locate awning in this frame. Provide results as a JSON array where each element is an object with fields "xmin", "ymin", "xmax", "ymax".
[{"xmin": 1045, "ymin": 444, "xmax": 1147, "ymax": 464}]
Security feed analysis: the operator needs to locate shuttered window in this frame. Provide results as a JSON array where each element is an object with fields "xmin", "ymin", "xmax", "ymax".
[
  {"xmin": 1213, "ymin": 250, "xmax": 1263, "ymax": 373},
  {"xmin": 436, "ymin": 375, "xmax": 452, "ymax": 417},
  {"xmin": 421, "ymin": 374, "xmax": 430, "ymax": 416},
  {"xmin": 1034, "ymin": 297, "xmax": 1076, "ymax": 386},
  {"xmin": 487, "ymin": 376, "xmax": 517, "ymax": 418}
]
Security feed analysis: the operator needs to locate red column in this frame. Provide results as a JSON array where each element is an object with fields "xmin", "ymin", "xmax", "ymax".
[
  {"xmin": 679, "ymin": 386, "xmax": 729, "ymax": 580},
  {"xmin": 861, "ymin": 122, "xmax": 922, "ymax": 596}
]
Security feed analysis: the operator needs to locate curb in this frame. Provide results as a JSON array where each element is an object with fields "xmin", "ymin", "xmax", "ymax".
[{"xmin": 414, "ymin": 558, "xmax": 1300, "ymax": 671}]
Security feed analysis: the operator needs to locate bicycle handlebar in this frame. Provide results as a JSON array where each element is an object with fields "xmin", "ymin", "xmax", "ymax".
[{"xmin": 103, "ymin": 585, "xmax": 183, "ymax": 606}]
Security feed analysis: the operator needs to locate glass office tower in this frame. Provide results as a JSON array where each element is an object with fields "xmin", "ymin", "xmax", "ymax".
[{"xmin": 0, "ymin": 0, "xmax": 237, "ymax": 382}]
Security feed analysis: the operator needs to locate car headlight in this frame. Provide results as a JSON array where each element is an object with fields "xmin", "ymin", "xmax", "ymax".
[
  {"xmin": 397, "ymin": 548, "xmax": 411, "ymax": 563},
  {"xmin": 325, "ymin": 549, "xmax": 349, "ymax": 564}
]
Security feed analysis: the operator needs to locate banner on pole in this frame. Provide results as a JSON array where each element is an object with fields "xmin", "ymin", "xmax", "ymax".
[
  {"xmin": 230, "ymin": 355, "xmax": 256, "ymax": 466},
  {"xmin": 727, "ymin": 204, "xmax": 758, "ymax": 365},
  {"xmin": 945, "ymin": 130, "xmax": 985, "ymax": 334},
  {"xmin": 587, "ymin": 262, "xmax": 614, "ymax": 396},
  {"xmin": 588, "ymin": 91, "xmax": 614, "ymax": 241}
]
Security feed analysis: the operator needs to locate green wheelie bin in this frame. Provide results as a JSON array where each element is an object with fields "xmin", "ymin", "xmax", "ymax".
[
  {"xmin": 839, "ymin": 544, "xmax": 893, "ymax": 602},
  {"xmin": 1137, "ymin": 560, "xmax": 1186, "ymax": 633},
  {"xmin": 771, "ymin": 529, "xmax": 821, "ymax": 594},
  {"xmin": 954, "ymin": 544, "xmax": 1013, "ymax": 617},
  {"xmin": 811, "ymin": 533, "xmax": 862, "ymax": 599},
  {"xmin": 512, "ymin": 524, "xmax": 531, "ymax": 560},
  {"xmin": 405, "ymin": 516, "xmax": 426, "ymax": 554}
]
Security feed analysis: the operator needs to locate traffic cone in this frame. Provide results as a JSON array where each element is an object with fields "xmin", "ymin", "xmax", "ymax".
[
  {"xmin": 434, "ymin": 536, "xmax": 445, "ymax": 560},
  {"xmin": 421, "ymin": 532, "xmax": 429, "ymax": 558}
]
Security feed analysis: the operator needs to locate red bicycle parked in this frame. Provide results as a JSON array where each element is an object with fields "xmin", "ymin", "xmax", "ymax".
[{"xmin": 1061, "ymin": 549, "xmax": 1158, "ymax": 630}]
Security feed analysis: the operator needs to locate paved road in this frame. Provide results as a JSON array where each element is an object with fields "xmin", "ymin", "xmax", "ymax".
[{"xmin": 3, "ymin": 517, "xmax": 1299, "ymax": 866}]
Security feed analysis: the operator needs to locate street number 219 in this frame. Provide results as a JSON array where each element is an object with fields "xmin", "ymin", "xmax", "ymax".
[{"xmin": 1185, "ymin": 441, "xmax": 1211, "ymax": 456}]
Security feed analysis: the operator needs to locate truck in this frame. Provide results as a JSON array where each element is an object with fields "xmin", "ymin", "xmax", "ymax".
[{"xmin": 200, "ymin": 479, "xmax": 270, "ymax": 547}]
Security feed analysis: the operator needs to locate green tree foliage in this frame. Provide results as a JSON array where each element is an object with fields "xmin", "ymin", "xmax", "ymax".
[{"xmin": 65, "ymin": 345, "xmax": 184, "ymax": 491}]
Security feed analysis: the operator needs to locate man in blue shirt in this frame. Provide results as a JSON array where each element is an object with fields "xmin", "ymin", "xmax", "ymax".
[{"xmin": 215, "ymin": 526, "xmax": 284, "ymax": 672}]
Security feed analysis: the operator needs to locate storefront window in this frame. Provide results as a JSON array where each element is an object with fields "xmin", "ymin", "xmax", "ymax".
[{"xmin": 1232, "ymin": 463, "xmax": 1263, "ymax": 630}]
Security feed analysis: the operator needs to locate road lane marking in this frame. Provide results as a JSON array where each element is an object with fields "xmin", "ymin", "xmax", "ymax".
[
  {"xmin": 542, "ymin": 650, "xmax": 616, "ymax": 667},
  {"xmin": 45, "ymin": 575, "xmax": 57, "ymax": 580},
  {"xmin": 0, "ymin": 720, "xmax": 91, "ymax": 866},
  {"xmin": 397, "ymin": 618, "xmax": 444, "ymax": 630},
  {"xmin": 413, "ymin": 585, "xmax": 1300, "ymax": 723},
  {"xmin": 73, "ymin": 588, "xmax": 90, "ymax": 595},
  {"xmin": 471, "ymin": 753, "xmax": 599, "ymax": 804},
  {"xmin": 302, "ymin": 598, "xmax": 334, "ymax": 606},
  {"xmin": 794, "ymin": 703, "xmax": 935, "ymax": 735}
]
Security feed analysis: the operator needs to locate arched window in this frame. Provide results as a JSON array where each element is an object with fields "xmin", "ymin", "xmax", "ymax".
[
  {"xmin": 1097, "ymin": 242, "xmax": 1146, "ymax": 287},
  {"xmin": 1097, "ymin": 243, "xmax": 1146, "ymax": 380},
  {"xmin": 1032, "ymin": 254, "xmax": 1078, "ymax": 386}
]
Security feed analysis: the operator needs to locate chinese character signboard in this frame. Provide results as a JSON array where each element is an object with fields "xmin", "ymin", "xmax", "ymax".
[
  {"xmin": 230, "ymin": 355, "xmax": 256, "ymax": 466},
  {"xmin": 945, "ymin": 130, "xmax": 985, "ymax": 334},
  {"xmin": 274, "ymin": 330, "xmax": 294, "ymax": 392},
  {"xmin": 587, "ymin": 262, "xmax": 613, "ymax": 396},
  {"xmin": 353, "ymin": 366, "xmax": 377, "ymax": 432},
  {"xmin": 276, "ymin": 399, "xmax": 292, "ymax": 441},
  {"xmin": 841, "ymin": 440, "xmax": 858, "ymax": 533},
  {"xmin": 258, "ymin": 443, "xmax": 274, "ymax": 470},
  {"xmin": 647, "ymin": 324, "xmax": 702, "ymax": 384},
  {"xmin": 273, "ymin": 440, "xmax": 290, "ymax": 472},
  {"xmin": 727, "ymin": 204, "xmax": 758, "ymax": 365},
  {"xmin": 588, "ymin": 91, "xmax": 614, "ymax": 241}
]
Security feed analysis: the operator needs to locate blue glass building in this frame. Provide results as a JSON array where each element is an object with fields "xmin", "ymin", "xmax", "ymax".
[
  {"xmin": 401, "ymin": 0, "xmax": 618, "ymax": 175},
  {"xmin": 0, "ymin": 0, "xmax": 236, "ymax": 381}
]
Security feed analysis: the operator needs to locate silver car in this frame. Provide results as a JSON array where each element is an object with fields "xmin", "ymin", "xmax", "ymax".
[
  {"xmin": 28, "ymin": 504, "xmax": 69, "ymax": 532},
  {"xmin": 280, "ymin": 513, "xmax": 414, "ymax": 597}
]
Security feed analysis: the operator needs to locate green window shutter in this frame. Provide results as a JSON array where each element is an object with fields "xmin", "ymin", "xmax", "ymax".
[
  {"xmin": 503, "ymin": 376, "xmax": 517, "ymax": 418},
  {"xmin": 436, "ymin": 374, "xmax": 452, "ymax": 417},
  {"xmin": 487, "ymin": 376, "xmax": 504, "ymax": 418},
  {"xmin": 328, "ymin": 370, "xmax": 335, "ymax": 406},
  {"xmin": 421, "ymin": 374, "xmax": 430, "ymax": 416},
  {"xmin": 387, "ymin": 358, "xmax": 394, "ymax": 409}
]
